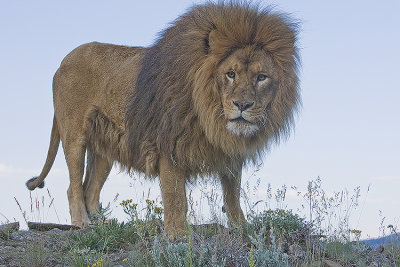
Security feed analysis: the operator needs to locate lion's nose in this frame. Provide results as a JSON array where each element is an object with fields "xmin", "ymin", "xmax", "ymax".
[{"xmin": 233, "ymin": 101, "xmax": 254, "ymax": 112}]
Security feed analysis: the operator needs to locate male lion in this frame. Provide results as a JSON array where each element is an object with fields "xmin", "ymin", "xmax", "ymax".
[{"xmin": 26, "ymin": 3, "xmax": 300, "ymax": 237}]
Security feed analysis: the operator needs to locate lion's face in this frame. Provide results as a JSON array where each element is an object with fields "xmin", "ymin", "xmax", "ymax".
[{"xmin": 217, "ymin": 47, "xmax": 278, "ymax": 137}]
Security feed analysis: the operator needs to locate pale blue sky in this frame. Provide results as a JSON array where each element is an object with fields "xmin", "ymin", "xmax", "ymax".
[{"xmin": 0, "ymin": 0, "xmax": 399, "ymax": 238}]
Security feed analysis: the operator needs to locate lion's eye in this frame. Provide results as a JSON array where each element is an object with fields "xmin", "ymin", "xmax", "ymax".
[
  {"xmin": 257, "ymin": 74, "xmax": 268, "ymax": 82},
  {"xmin": 226, "ymin": 71, "xmax": 236, "ymax": 80}
]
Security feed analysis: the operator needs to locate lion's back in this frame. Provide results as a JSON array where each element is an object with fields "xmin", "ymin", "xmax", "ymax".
[
  {"xmin": 50, "ymin": 42, "xmax": 145, "ymax": 169},
  {"xmin": 53, "ymin": 42, "xmax": 144, "ymax": 130}
]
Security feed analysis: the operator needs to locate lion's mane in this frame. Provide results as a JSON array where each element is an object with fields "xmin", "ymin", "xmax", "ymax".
[{"xmin": 125, "ymin": 2, "xmax": 300, "ymax": 177}]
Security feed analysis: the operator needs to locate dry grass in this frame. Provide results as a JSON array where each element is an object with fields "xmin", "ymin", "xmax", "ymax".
[{"xmin": 2, "ymin": 176, "xmax": 399, "ymax": 266}]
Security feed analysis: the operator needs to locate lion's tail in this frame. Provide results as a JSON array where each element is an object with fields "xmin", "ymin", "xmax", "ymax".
[{"xmin": 26, "ymin": 116, "xmax": 60, "ymax": 190}]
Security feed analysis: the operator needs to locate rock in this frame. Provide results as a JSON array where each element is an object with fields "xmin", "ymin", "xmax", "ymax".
[
  {"xmin": 9, "ymin": 232, "xmax": 23, "ymax": 241},
  {"xmin": 48, "ymin": 228, "xmax": 63, "ymax": 233},
  {"xmin": 0, "ymin": 246, "xmax": 14, "ymax": 253},
  {"xmin": 16, "ymin": 230, "xmax": 38, "ymax": 241},
  {"xmin": 28, "ymin": 221, "xmax": 80, "ymax": 231},
  {"xmin": 0, "ymin": 222, "xmax": 19, "ymax": 231},
  {"xmin": 323, "ymin": 259, "xmax": 344, "ymax": 267},
  {"xmin": 47, "ymin": 257, "xmax": 60, "ymax": 266}
]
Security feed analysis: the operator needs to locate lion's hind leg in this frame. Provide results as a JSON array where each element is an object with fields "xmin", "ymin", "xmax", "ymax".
[
  {"xmin": 62, "ymin": 138, "xmax": 91, "ymax": 228},
  {"xmin": 83, "ymin": 148, "xmax": 112, "ymax": 216}
]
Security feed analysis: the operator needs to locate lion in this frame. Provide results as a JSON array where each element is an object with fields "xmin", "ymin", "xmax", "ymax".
[{"xmin": 26, "ymin": 2, "xmax": 300, "ymax": 238}]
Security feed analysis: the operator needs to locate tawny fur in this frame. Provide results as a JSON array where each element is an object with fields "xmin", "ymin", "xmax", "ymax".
[{"xmin": 27, "ymin": 2, "xmax": 300, "ymax": 237}]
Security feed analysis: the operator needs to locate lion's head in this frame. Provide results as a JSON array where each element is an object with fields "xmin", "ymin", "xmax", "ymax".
[
  {"xmin": 190, "ymin": 4, "xmax": 300, "ymax": 159},
  {"xmin": 127, "ymin": 2, "xmax": 300, "ymax": 174},
  {"xmin": 215, "ymin": 46, "xmax": 277, "ymax": 137}
]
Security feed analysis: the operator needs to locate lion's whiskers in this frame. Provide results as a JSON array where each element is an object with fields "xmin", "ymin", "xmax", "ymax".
[{"xmin": 217, "ymin": 107, "xmax": 225, "ymax": 119}]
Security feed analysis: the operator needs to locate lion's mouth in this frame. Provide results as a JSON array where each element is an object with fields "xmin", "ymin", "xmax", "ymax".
[
  {"xmin": 226, "ymin": 116, "xmax": 259, "ymax": 137},
  {"xmin": 230, "ymin": 116, "xmax": 252, "ymax": 124}
]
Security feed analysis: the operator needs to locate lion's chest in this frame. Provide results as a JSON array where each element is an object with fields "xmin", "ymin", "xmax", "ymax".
[{"xmin": 173, "ymin": 131, "xmax": 241, "ymax": 176}]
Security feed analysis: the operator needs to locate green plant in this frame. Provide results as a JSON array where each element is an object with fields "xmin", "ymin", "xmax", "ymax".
[
  {"xmin": 123, "ymin": 248, "xmax": 155, "ymax": 267},
  {"xmin": 383, "ymin": 226, "xmax": 400, "ymax": 266},
  {"xmin": 67, "ymin": 248, "xmax": 109, "ymax": 267},
  {"xmin": 186, "ymin": 221, "xmax": 193, "ymax": 267},
  {"xmin": 120, "ymin": 198, "xmax": 163, "ymax": 241},
  {"xmin": 35, "ymin": 181, "xmax": 393, "ymax": 266},
  {"xmin": 385, "ymin": 243, "xmax": 400, "ymax": 265},
  {"xmin": 67, "ymin": 199, "xmax": 165, "ymax": 255},
  {"xmin": 297, "ymin": 177, "xmax": 363, "ymax": 242},
  {"xmin": 21, "ymin": 242, "xmax": 47, "ymax": 267},
  {"xmin": 89, "ymin": 203, "xmax": 113, "ymax": 224},
  {"xmin": 150, "ymin": 234, "xmax": 227, "ymax": 267},
  {"xmin": 249, "ymin": 227, "xmax": 289, "ymax": 267},
  {"xmin": 152, "ymin": 237, "xmax": 188, "ymax": 267},
  {"xmin": 247, "ymin": 208, "xmax": 309, "ymax": 243},
  {"xmin": 325, "ymin": 241, "xmax": 354, "ymax": 263},
  {"xmin": 68, "ymin": 219, "xmax": 132, "ymax": 253},
  {"xmin": 248, "ymin": 245, "xmax": 256, "ymax": 267}
]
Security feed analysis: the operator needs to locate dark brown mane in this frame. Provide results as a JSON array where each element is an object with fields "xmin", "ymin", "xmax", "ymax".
[{"xmin": 125, "ymin": 2, "xmax": 300, "ymax": 177}]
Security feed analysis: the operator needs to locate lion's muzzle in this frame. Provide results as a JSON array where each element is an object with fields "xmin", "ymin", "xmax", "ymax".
[{"xmin": 232, "ymin": 100, "xmax": 254, "ymax": 112}]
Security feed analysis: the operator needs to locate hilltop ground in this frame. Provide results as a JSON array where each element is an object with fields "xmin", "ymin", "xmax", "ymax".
[{"xmin": 0, "ymin": 209, "xmax": 399, "ymax": 267}]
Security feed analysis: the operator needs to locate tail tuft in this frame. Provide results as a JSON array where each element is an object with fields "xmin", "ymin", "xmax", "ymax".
[
  {"xmin": 26, "ymin": 115, "xmax": 59, "ymax": 192},
  {"xmin": 26, "ymin": 177, "xmax": 45, "ymax": 191}
]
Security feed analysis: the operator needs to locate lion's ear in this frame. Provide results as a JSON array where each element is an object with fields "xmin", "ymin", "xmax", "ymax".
[
  {"xmin": 207, "ymin": 30, "xmax": 219, "ymax": 54},
  {"xmin": 207, "ymin": 30, "xmax": 229, "ymax": 57}
]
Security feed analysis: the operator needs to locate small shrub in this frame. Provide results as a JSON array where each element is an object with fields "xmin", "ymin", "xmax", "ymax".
[
  {"xmin": 123, "ymin": 248, "xmax": 155, "ymax": 267},
  {"xmin": 152, "ymin": 237, "xmax": 188, "ymax": 267},
  {"xmin": 68, "ymin": 200, "xmax": 163, "ymax": 255},
  {"xmin": 120, "ymin": 199, "xmax": 163, "ymax": 241},
  {"xmin": 21, "ymin": 242, "xmax": 47, "ymax": 267},
  {"xmin": 385, "ymin": 243, "xmax": 400, "ymax": 265},
  {"xmin": 68, "ymin": 219, "xmax": 132, "ymax": 253},
  {"xmin": 249, "ymin": 227, "xmax": 289, "ymax": 267},
  {"xmin": 325, "ymin": 241, "xmax": 356, "ymax": 263},
  {"xmin": 68, "ymin": 249, "xmax": 112, "ymax": 267},
  {"xmin": 247, "ymin": 209, "xmax": 309, "ymax": 243},
  {"xmin": 324, "ymin": 241, "xmax": 372, "ymax": 266},
  {"xmin": 151, "ymin": 235, "xmax": 226, "ymax": 267}
]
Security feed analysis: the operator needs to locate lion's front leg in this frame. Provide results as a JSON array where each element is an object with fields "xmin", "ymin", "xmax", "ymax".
[
  {"xmin": 220, "ymin": 167, "xmax": 246, "ymax": 226},
  {"xmin": 159, "ymin": 157, "xmax": 188, "ymax": 238}
]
